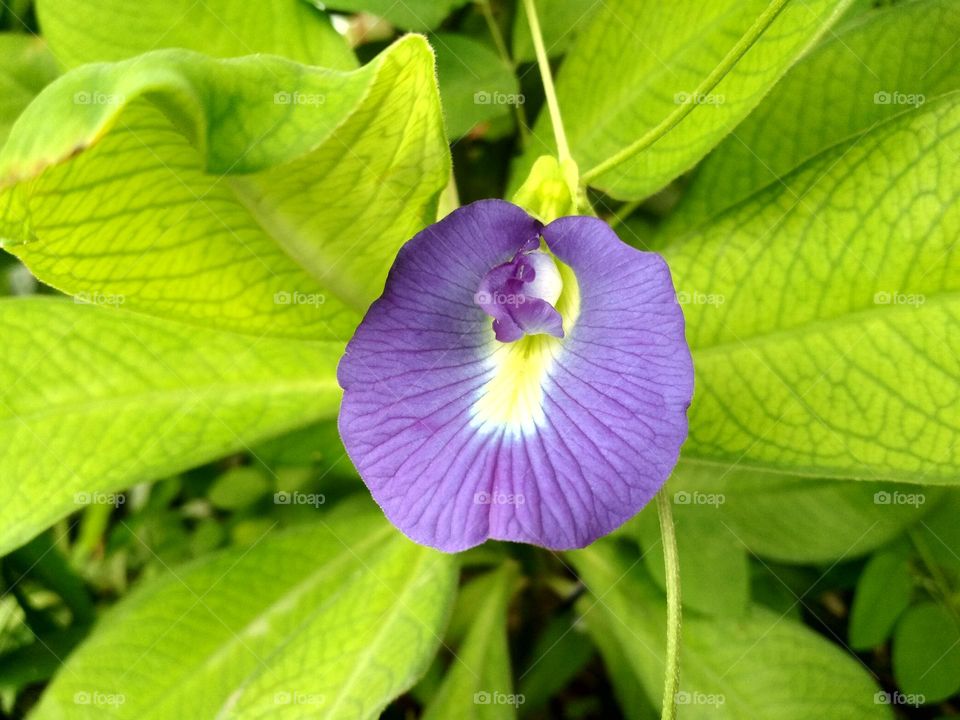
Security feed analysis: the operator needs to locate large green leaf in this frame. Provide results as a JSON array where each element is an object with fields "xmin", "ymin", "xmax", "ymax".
[
  {"xmin": 670, "ymin": 465, "xmax": 937, "ymax": 563},
  {"xmin": 433, "ymin": 33, "xmax": 519, "ymax": 139},
  {"xmin": 667, "ymin": 93, "xmax": 960, "ymax": 482},
  {"xmin": 512, "ymin": 0, "xmax": 852, "ymax": 200},
  {"xmin": 893, "ymin": 602, "xmax": 960, "ymax": 702},
  {"xmin": 31, "ymin": 500, "xmax": 458, "ymax": 719},
  {"xmin": 0, "ymin": 298, "xmax": 342, "ymax": 557},
  {"xmin": 570, "ymin": 540, "xmax": 891, "ymax": 719},
  {"xmin": 849, "ymin": 544, "xmax": 914, "ymax": 650},
  {"xmin": 422, "ymin": 563, "xmax": 520, "ymax": 720},
  {"xmin": 670, "ymin": 0, "xmax": 960, "ymax": 232},
  {"xmin": 323, "ymin": 0, "xmax": 468, "ymax": 31},
  {"xmin": 511, "ymin": 0, "xmax": 598, "ymax": 63},
  {"xmin": 634, "ymin": 499, "xmax": 749, "ymax": 617},
  {"xmin": 36, "ymin": 0, "xmax": 355, "ymax": 69},
  {"xmin": 0, "ymin": 34, "xmax": 58, "ymax": 148},
  {"xmin": 0, "ymin": 36, "xmax": 449, "ymax": 340}
]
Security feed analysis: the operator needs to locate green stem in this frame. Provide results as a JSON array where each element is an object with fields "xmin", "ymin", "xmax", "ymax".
[
  {"xmin": 656, "ymin": 489, "xmax": 681, "ymax": 720},
  {"xmin": 909, "ymin": 528, "xmax": 960, "ymax": 625},
  {"xmin": 580, "ymin": 0, "xmax": 791, "ymax": 186},
  {"xmin": 522, "ymin": 0, "xmax": 571, "ymax": 163},
  {"xmin": 478, "ymin": 0, "xmax": 530, "ymax": 146},
  {"xmin": 607, "ymin": 198, "xmax": 643, "ymax": 230}
]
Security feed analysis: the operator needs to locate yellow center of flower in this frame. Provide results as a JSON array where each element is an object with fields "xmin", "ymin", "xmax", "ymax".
[{"xmin": 471, "ymin": 256, "xmax": 580, "ymax": 436}]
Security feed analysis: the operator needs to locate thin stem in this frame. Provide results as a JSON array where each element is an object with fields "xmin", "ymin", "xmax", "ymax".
[
  {"xmin": 909, "ymin": 528, "xmax": 960, "ymax": 625},
  {"xmin": 522, "ymin": 0, "xmax": 571, "ymax": 163},
  {"xmin": 478, "ymin": 0, "xmax": 530, "ymax": 145},
  {"xmin": 656, "ymin": 489, "xmax": 681, "ymax": 720},
  {"xmin": 580, "ymin": 0, "xmax": 791, "ymax": 186},
  {"xmin": 607, "ymin": 198, "xmax": 643, "ymax": 230}
]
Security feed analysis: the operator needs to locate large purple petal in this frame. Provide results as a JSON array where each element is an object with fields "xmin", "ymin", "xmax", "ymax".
[{"xmin": 338, "ymin": 200, "xmax": 693, "ymax": 551}]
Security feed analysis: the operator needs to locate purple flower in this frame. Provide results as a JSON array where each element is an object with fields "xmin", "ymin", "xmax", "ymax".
[{"xmin": 338, "ymin": 200, "xmax": 693, "ymax": 552}]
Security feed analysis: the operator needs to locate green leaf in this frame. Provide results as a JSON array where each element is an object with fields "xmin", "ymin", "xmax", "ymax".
[
  {"xmin": 569, "ymin": 540, "xmax": 892, "ymax": 719},
  {"xmin": 323, "ymin": 0, "xmax": 468, "ymax": 31},
  {"xmin": 670, "ymin": 0, "xmax": 960, "ymax": 232},
  {"xmin": 634, "ymin": 500, "xmax": 749, "ymax": 617},
  {"xmin": 0, "ymin": 298, "xmax": 342, "ymax": 557},
  {"xmin": 893, "ymin": 602, "xmax": 960, "ymax": 702},
  {"xmin": 671, "ymin": 465, "xmax": 937, "ymax": 563},
  {"xmin": 207, "ymin": 466, "xmax": 271, "ymax": 511},
  {"xmin": 32, "ymin": 500, "xmax": 459, "ymax": 720},
  {"xmin": 849, "ymin": 545, "xmax": 914, "ymax": 650},
  {"xmin": 0, "ymin": 37, "xmax": 449, "ymax": 340},
  {"xmin": 516, "ymin": 611, "xmax": 595, "ymax": 714},
  {"xmin": 0, "ymin": 34, "xmax": 58, "ymax": 148},
  {"xmin": 575, "ymin": 608, "xmax": 658, "ymax": 720},
  {"xmin": 513, "ymin": 0, "xmax": 852, "ymax": 200},
  {"xmin": 667, "ymin": 93, "xmax": 960, "ymax": 482},
  {"xmin": 511, "ymin": 0, "xmax": 598, "ymax": 63},
  {"xmin": 433, "ymin": 32, "xmax": 519, "ymax": 138},
  {"xmin": 422, "ymin": 563, "xmax": 520, "ymax": 720},
  {"xmin": 35, "ymin": 0, "xmax": 355, "ymax": 69}
]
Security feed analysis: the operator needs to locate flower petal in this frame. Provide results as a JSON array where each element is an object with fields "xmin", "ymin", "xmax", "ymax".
[{"xmin": 338, "ymin": 201, "xmax": 693, "ymax": 551}]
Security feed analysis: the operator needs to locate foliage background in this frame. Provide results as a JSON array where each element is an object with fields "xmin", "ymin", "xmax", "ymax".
[{"xmin": 0, "ymin": 0, "xmax": 958, "ymax": 718}]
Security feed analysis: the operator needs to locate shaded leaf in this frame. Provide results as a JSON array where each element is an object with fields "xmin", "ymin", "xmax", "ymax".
[
  {"xmin": 569, "ymin": 540, "xmax": 891, "ymax": 719},
  {"xmin": 32, "ymin": 501, "xmax": 459, "ymax": 720}
]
